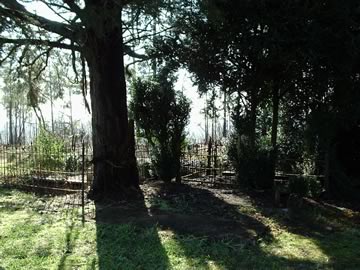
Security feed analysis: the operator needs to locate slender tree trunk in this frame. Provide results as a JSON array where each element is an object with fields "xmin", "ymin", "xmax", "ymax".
[
  {"xmin": 205, "ymin": 93, "xmax": 209, "ymax": 143},
  {"xmin": 14, "ymin": 107, "xmax": 18, "ymax": 144},
  {"xmin": 22, "ymin": 108, "xmax": 26, "ymax": 144},
  {"xmin": 222, "ymin": 88, "xmax": 227, "ymax": 138},
  {"xmin": 175, "ymin": 145, "xmax": 182, "ymax": 184},
  {"xmin": 50, "ymin": 82, "xmax": 54, "ymax": 133},
  {"xmin": 270, "ymin": 80, "xmax": 280, "ymax": 186},
  {"xmin": 271, "ymin": 82, "xmax": 280, "ymax": 151},
  {"xmin": 9, "ymin": 100, "xmax": 13, "ymax": 145},
  {"xmin": 69, "ymin": 87, "xmax": 74, "ymax": 137},
  {"xmin": 324, "ymin": 142, "xmax": 333, "ymax": 196},
  {"xmin": 249, "ymin": 89, "xmax": 258, "ymax": 149},
  {"xmin": 206, "ymin": 137, "xmax": 212, "ymax": 176},
  {"xmin": 85, "ymin": 7, "xmax": 139, "ymax": 200}
]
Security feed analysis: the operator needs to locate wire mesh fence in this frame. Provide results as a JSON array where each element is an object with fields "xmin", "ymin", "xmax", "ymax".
[
  {"xmin": 180, "ymin": 140, "xmax": 236, "ymax": 186},
  {"xmin": 0, "ymin": 139, "xmax": 327, "ymax": 191},
  {"xmin": 0, "ymin": 139, "xmax": 237, "ymax": 192},
  {"xmin": 0, "ymin": 143, "xmax": 93, "ymax": 194},
  {"xmin": 136, "ymin": 143, "xmax": 152, "ymax": 181},
  {"xmin": 0, "ymin": 136, "xmax": 327, "ymax": 220}
]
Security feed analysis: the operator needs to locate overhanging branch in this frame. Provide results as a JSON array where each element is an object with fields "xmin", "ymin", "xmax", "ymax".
[
  {"xmin": 123, "ymin": 44, "xmax": 147, "ymax": 59},
  {"xmin": 0, "ymin": 37, "xmax": 81, "ymax": 51},
  {"xmin": 0, "ymin": 0, "xmax": 79, "ymax": 41},
  {"xmin": 63, "ymin": 0, "xmax": 84, "ymax": 19}
]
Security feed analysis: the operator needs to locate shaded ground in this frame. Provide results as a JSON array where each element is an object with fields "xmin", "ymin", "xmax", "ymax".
[
  {"xmin": 95, "ymin": 181, "xmax": 360, "ymax": 269},
  {"xmin": 97, "ymin": 181, "xmax": 360, "ymax": 236},
  {"xmin": 96, "ymin": 182, "xmax": 268, "ymax": 242}
]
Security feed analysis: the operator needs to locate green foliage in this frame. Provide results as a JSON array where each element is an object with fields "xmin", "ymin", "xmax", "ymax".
[
  {"xmin": 228, "ymin": 135, "xmax": 274, "ymax": 189},
  {"xmin": 64, "ymin": 154, "xmax": 80, "ymax": 172},
  {"xmin": 288, "ymin": 176, "xmax": 322, "ymax": 198},
  {"xmin": 131, "ymin": 66, "xmax": 190, "ymax": 182},
  {"xmin": 31, "ymin": 129, "xmax": 66, "ymax": 172}
]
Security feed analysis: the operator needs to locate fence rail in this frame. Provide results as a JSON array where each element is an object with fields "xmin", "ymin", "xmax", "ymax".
[
  {"xmin": 0, "ymin": 141, "xmax": 237, "ymax": 191},
  {"xmin": 0, "ymin": 141, "xmax": 324, "ymax": 192},
  {"xmin": 0, "ymin": 143, "xmax": 92, "ymax": 194}
]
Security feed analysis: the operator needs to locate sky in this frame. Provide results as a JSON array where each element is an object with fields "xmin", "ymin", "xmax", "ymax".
[{"xmin": 0, "ymin": 1, "xmax": 219, "ymax": 142}]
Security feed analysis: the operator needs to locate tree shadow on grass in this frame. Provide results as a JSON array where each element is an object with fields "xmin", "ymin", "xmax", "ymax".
[
  {"xmin": 93, "ymin": 182, "xmax": 329, "ymax": 269},
  {"xmin": 145, "ymin": 183, "xmax": 269, "ymax": 241},
  {"xmin": 0, "ymin": 188, "xmax": 12, "ymax": 196},
  {"xmin": 57, "ymin": 219, "xmax": 80, "ymax": 270},
  {"xmin": 146, "ymin": 183, "xmax": 330, "ymax": 269},
  {"xmin": 94, "ymin": 193, "xmax": 170, "ymax": 270},
  {"xmin": 241, "ymin": 189, "xmax": 360, "ymax": 269}
]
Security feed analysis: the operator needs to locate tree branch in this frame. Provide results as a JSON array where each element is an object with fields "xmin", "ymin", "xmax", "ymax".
[
  {"xmin": 34, "ymin": 48, "xmax": 51, "ymax": 80},
  {"xmin": 0, "ymin": 0, "xmax": 79, "ymax": 41},
  {"xmin": 0, "ymin": 37, "xmax": 81, "ymax": 51},
  {"xmin": 63, "ymin": 0, "xmax": 83, "ymax": 19},
  {"xmin": 0, "ymin": 43, "xmax": 20, "ymax": 64},
  {"xmin": 123, "ymin": 44, "xmax": 147, "ymax": 59},
  {"xmin": 39, "ymin": 0, "xmax": 72, "ymax": 23}
]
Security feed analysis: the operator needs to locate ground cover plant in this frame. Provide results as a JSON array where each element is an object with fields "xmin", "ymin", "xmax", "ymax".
[{"xmin": 1, "ymin": 183, "xmax": 359, "ymax": 270}]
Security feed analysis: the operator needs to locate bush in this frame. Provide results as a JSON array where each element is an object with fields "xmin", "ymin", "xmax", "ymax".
[
  {"xmin": 228, "ymin": 135, "xmax": 274, "ymax": 189},
  {"xmin": 65, "ymin": 154, "xmax": 80, "ymax": 172},
  {"xmin": 288, "ymin": 176, "xmax": 308, "ymax": 197},
  {"xmin": 31, "ymin": 129, "xmax": 66, "ymax": 172},
  {"xmin": 288, "ymin": 175, "xmax": 322, "ymax": 198},
  {"xmin": 131, "ymin": 66, "xmax": 190, "ymax": 183},
  {"xmin": 138, "ymin": 162, "xmax": 154, "ymax": 180},
  {"xmin": 330, "ymin": 164, "xmax": 360, "ymax": 202}
]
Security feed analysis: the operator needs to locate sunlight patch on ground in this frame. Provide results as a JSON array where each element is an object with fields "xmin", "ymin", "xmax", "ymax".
[
  {"xmin": 159, "ymin": 231, "xmax": 227, "ymax": 270},
  {"xmin": 261, "ymin": 231, "xmax": 329, "ymax": 265}
]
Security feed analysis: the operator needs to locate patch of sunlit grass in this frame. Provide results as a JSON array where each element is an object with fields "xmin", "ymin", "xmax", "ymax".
[{"xmin": 261, "ymin": 231, "xmax": 329, "ymax": 264}]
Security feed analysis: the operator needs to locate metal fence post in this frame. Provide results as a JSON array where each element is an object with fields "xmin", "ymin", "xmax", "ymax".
[{"xmin": 81, "ymin": 140, "xmax": 85, "ymax": 225}]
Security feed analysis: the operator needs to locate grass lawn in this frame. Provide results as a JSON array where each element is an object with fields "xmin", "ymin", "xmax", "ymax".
[{"xmin": 0, "ymin": 186, "xmax": 360, "ymax": 270}]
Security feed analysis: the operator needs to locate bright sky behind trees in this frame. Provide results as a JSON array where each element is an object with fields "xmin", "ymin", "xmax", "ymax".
[{"xmin": 0, "ymin": 1, "xmax": 213, "ymax": 141}]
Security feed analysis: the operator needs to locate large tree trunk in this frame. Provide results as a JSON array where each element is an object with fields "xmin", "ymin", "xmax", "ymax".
[{"xmin": 85, "ymin": 5, "xmax": 139, "ymax": 200}]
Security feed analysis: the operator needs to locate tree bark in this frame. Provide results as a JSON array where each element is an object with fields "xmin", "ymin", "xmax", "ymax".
[{"xmin": 85, "ymin": 6, "xmax": 139, "ymax": 200}]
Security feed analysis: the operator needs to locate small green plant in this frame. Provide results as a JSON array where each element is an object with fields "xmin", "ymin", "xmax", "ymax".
[
  {"xmin": 65, "ymin": 154, "xmax": 80, "ymax": 172},
  {"xmin": 138, "ymin": 161, "xmax": 154, "ymax": 180},
  {"xmin": 228, "ymin": 135, "xmax": 274, "ymax": 189},
  {"xmin": 31, "ymin": 129, "xmax": 66, "ymax": 172}
]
